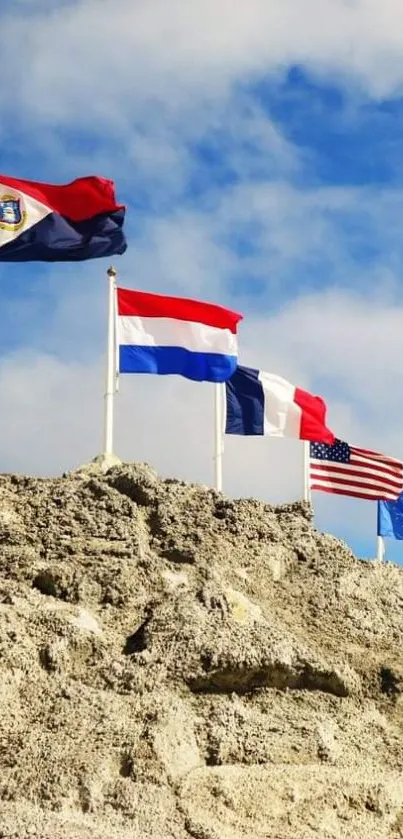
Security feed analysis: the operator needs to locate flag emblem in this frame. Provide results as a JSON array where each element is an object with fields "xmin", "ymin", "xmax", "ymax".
[
  {"xmin": 0, "ymin": 175, "xmax": 126, "ymax": 261},
  {"xmin": 0, "ymin": 194, "xmax": 26, "ymax": 232}
]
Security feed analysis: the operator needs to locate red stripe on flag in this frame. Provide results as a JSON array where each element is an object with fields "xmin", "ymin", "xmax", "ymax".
[
  {"xmin": 117, "ymin": 288, "xmax": 243, "ymax": 332},
  {"xmin": 348, "ymin": 460, "xmax": 403, "ymax": 481},
  {"xmin": 294, "ymin": 387, "xmax": 334, "ymax": 443},
  {"xmin": 310, "ymin": 472, "xmax": 402, "ymax": 493},
  {"xmin": 309, "ymin": 485, "xmax": 399, "ymax": 500},
  {"xmin": 0, "ymin": 174, "xmax": 124, "ymax": 221},
  {"xmin": 351, "ymin": 446, "xmax": 402, "ymax": 467},
  {"xmin": 310, "ymin": 463, "xmax": 403, "ymax": 488}
]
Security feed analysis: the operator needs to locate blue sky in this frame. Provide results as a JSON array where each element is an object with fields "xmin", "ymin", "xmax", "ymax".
[{"xmin": 1, "ymin": 0, "xmax": 403, "ymax": 562}]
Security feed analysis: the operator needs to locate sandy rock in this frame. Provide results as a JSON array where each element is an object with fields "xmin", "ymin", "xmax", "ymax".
[{"xmin": 0, "ymin": 463, "xmax": 402, "ymax": 837}]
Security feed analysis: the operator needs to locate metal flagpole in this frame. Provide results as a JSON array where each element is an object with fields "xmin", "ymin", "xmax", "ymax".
[
  {"xmin": 376, "ymin": 535, "xmax": 385, "ymax": 562},
  {"xmin": 303, "ymin": 440, "xmax": 312, "ymax": 504},
  {"xmin": 114, "ymin": 271, "xmax": 120, "ymax": 395},
  {"xmin": 376, "ymin": 500, "xmax": 385, "ymax": 561},
  {"xmin": 103, "ymin": 265, "xmax": 117, "ymax": 456},
  {"xmin": 214, "ymin": 383, "xmax": 224, "ymax": 491}
]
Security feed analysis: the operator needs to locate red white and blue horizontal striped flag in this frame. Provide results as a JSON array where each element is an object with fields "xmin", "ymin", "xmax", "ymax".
[
  {"xmin": 117, "ymin": 287, "xmax": 242, "ymax": 382},
  {"xmin": 310, "ymin": 439, "xmax": 403, "ymax": 500},
  {"xmin": 0, "ymin": 175, "xmax": 126, "ymax": 261}
]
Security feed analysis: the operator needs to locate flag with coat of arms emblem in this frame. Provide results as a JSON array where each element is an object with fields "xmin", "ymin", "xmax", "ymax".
[{"xmin": 0, "ymin": 174, "xmax": 126, "ymax": 262}]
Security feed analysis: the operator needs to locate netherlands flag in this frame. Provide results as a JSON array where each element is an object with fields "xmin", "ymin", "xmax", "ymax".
[
  {"xmin": 225, "ymin": 365, "xmax": 335, "ymax": 443},
  {"xmin": 117, "ymin": 288, "xmax": 242, "ymax": 382},
  {"xmin": 0, "ymin": 174, "xmax": 126, "ymax": 262}
]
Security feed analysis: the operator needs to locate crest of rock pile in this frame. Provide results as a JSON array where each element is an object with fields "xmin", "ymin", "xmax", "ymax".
[{"xmin": 0, "ymin": 461, "xmax": 402, "ymax": 838}]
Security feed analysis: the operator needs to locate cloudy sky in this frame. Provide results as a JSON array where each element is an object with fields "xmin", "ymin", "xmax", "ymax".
[{"xmin": 1, "ymin": 0, "xmax": 403, "ymax": 561}]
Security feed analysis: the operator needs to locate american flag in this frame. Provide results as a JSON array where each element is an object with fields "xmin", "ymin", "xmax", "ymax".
[{"xmin": 310, "ymin": 439, "xmax": 403, "ymax": 501}]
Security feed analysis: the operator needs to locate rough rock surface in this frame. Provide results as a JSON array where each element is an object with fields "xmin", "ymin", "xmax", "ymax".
[{"xmin": 0, "ymin": 461, "xmax": 402, "ymax": 838}]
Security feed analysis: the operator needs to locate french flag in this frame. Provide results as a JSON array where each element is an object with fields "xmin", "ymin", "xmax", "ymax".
[
  {"xmin": 225, "ymin": 366, "xmax": 335, "ymax": 443},
  {"xmin": 117, "ymin": 288, "xmax": 242, "ymax": 382},
  {"xmin": 0, "ymin": 175, "xmax": 126, "ymax": 261}
]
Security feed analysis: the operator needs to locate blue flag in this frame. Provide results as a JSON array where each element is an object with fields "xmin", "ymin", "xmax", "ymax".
[{"xmin": 378, "ymin": 493, "xmax": 403, "ymax": 539}]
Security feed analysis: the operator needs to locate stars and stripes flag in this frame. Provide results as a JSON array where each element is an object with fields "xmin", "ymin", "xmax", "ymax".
[{"xmin": 310, "ymin": 439, "xmax": 403, "ymax": 501}]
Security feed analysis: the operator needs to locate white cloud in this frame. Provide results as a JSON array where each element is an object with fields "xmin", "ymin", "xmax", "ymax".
[
  {"xmin": 0, "ymin": 353, "xmax": 102, "ymax": 475},
  {"xmin": 1, "ymin": 0, "xmax": 403, "ymax": 135}
]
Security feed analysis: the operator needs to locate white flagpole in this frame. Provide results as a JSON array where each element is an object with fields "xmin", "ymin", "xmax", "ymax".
[
  {"xmin": 103, "ymin": 265, "xmax": 117, "ymax": 456},
  {"xmin": 376, "ymin": 535, "xmax": 385, "ymax": 562},
  {"xmin": 114, "ymin": 271, "xmax": 120, "ymax": 395},
  {"xmin": 214, "ymin": 383, "xmax": 224, "ymax": 491},
  {"xmin": 303, "ymin": 440, "xmax": 312, "ymax": 504},
  {"xmin": 376, "ymin": 501, "xmax": 385, "ymax": 561}
]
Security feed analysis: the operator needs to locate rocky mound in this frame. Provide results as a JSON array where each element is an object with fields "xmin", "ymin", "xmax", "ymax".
[{"xmin": 0, "ymin": 461, "xmax": 402, "ymax": 838}]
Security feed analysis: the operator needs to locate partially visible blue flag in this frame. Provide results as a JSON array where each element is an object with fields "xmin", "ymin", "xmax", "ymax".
[{"xmin": 378, "ymin": 493, "xmax": 403, "ymax": 539}]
